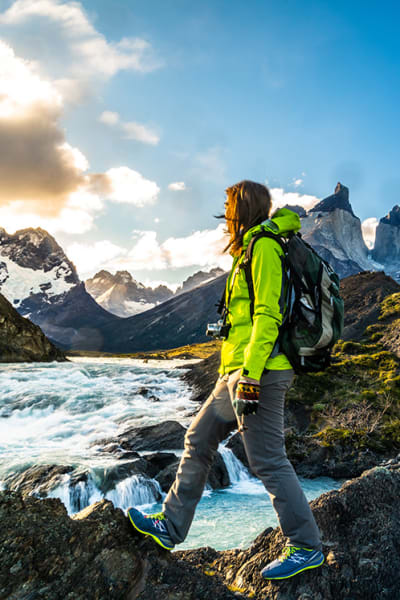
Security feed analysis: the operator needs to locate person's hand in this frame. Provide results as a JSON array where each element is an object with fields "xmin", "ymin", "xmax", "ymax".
[{"xmin": 233, "ymin": 376, "xmax": 260, "ymax": 416}]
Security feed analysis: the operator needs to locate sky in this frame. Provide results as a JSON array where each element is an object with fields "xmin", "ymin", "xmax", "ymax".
[{"xmin": 0, "ymin": 0, "xmax": 399, "ymax": 286}]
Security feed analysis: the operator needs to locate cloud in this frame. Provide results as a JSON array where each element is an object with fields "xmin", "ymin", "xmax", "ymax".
[
  {"xmin": 362, "ymin": 217, "xmax": 379, "ymax": 250},
  {"xmin": 99, "ymin": 110, "xmax": 119, "ymax": 126},
  {"xmin": 293, "ymin": 178, "xmax": 303, "ymax": 187},
  {"xmin": 99, "ymin": 110, "xmax": 160, "ymax": 145},
  {"xmin": 270, "ymin": 187, "xmax": 320, "ymax": 212},
  {"xmin": 105, "ymin": 167, "xmax": 160, "ymax": 206},
  {"xmin": 67, "ymin": 240, "xmax": 127, "ymax": 277},
  {"xmin": 168, "ymin": 182, "xmax": 186, "ymax": 191},
  {"xmin": 0, "ymin": 41, "xmax": 87, "ymax": 215},
  {"xmin": 0, "ymin": 40, "xmax": 159, "ymax": 233},
  {"xmin": 0, "ymin": 0, "xmax": 162, "ymax": 89},
  {"xmin": 69, "ymin": 224, "xmax": 232, "ymax": 278}
]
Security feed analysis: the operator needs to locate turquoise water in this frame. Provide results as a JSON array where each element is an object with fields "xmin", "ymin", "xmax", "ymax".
[{"xmin": 0, "ymin": 358, "xmax": 340, "ymax": 550}]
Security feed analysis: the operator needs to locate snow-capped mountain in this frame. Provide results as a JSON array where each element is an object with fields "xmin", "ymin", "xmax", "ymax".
[
  {"xmin": 85, "ymin": 267, "xmax": 225, "ymax": 318},
  {"xmin": 300, "ymin": 183, "xmax": 373, "ymax": 278},
  {"xmin": 0, "ymin": 227, "xmax": 118, "ymax": 349},
  {"xmin": 372, "ymin": 205, "xmax": 400, "ymax": 281},
  {"xmin": 85, "ymin": 270, "xmax": 174, "ymax": 318},
  {"xmin": 0, "ymin": 227, "xmax": 79, "ymax": 314}
]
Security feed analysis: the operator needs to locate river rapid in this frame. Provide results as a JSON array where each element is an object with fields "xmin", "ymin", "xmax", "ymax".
[{"xmin": 0, "ymin": 357, "xmax": 340, "ymax": 550}]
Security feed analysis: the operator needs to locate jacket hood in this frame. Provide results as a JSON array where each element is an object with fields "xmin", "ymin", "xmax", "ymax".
[{"xmin": 242, "ymin": 207, "xmax": 301, "ymax": 250}]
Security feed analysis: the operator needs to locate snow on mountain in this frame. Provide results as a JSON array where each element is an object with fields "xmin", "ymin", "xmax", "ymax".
[
  {"xmin": 85, "ymin": 268, "xmax": 225, "ymax": 318},
  {"xmin": 0, "ymin": 227, "xmax": 79, "ymax": 312},
  {"xmin": 372, "ymin": 205, "xmax": 400, "ymax": 281},
  {"xmin": 85, "ymin": 270, "xmax": 172, "ymax": 317}
]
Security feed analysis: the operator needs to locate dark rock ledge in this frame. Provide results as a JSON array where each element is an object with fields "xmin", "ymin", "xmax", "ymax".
[{"xmin": 1, "ymin": 465, "xmax": 399, "ymax": 600}]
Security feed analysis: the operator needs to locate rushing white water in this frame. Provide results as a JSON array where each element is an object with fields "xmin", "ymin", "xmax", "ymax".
[{"xmin": 0, "ymin": 358, "xmax": 340, "ymax": 550}]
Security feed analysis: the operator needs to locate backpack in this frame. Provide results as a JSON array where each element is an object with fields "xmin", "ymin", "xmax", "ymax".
[{"xmin": 241, "ymin": 231, "xmax": 344, "ymax": 374}]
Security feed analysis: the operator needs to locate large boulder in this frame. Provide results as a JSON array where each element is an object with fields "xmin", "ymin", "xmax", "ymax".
[{"xmin": 0, "ymin": 293, "xmax": 66, "ymax": 362}]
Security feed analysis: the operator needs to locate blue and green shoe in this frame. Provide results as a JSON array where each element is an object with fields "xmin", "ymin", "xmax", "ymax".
[
  {"xmin": 127, "ymin": 508, "xmax": 175, "ymax": 550},
  {"xmin": 261, "ymin": 546, "xmax": 324, "ymax": 580}
]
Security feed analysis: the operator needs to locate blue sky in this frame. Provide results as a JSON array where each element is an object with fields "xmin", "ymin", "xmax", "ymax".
[{"xmin": 0, "ymin": 0, "xmax": 399, "ymax": 284}]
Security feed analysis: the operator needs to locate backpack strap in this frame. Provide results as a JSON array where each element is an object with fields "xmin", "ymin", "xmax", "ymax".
[{"xmin": 240, "ymin": 231, "xmax": 288, "ymax": 320}]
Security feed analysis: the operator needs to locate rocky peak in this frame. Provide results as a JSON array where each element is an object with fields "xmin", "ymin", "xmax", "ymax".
[
  {"xmin": 281, "ymin": 204, "xmax": 307, "ymax": 217},
  {"xmin": 114, "ymin": 270, "xmax": 135, "ymax": 285},
  {"xmin": 310, "ymin": 182, "xmax": 355, "ymax": 216},
  {"xmin": 372, "ymin": 205, "xmax": 400, "ymax": 272},
  {"xmin": 300, "ymin": 183, "xmax": 369, "ymax": 278},
  {"xmin": 380, "ymin": 204, "xmax": 400, "ymax": 227},
  {"xmin": 0, "ymin": 227, "xmax": 79, "ymax": 283}
]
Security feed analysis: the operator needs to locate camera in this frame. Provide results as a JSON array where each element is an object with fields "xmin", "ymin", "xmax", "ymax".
[{"xmin": 206, "ymin": 319, "xmax": 231, "ymax": 339}]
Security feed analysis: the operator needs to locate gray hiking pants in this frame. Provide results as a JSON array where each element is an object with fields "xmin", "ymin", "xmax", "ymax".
[{"xmin": 163, "ymin": 368, "xmax": 322, "ymax": 550}]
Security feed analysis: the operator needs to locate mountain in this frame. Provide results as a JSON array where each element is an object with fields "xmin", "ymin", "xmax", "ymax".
[
  {"xmin": 177, "ymin": 267, "xmax": 225, "ymax": 294},
  {"xmin": 85, "ymin": 267, "xmax": 225, "ymax": 318},
  {"xmin": 98, "ymin": 274, "xmax": 227, "ymax": 353},
  {"xmin": 0, "ymin": 292, "xmax": 65, "ymax": 362},
  {"xmin": 0, "ymin": 227, "xmax": 118, "ymax": 350},
  {"xmin": 85, "ymin": 270, "xmax": 173, "ymax": 318},
  {"xmin": 300, "ymin": 182, "xmax": 371, "ymax": 278},
  {"xmin": 372, "ymin": 205, "xmax": 400, "ymax": 281}
]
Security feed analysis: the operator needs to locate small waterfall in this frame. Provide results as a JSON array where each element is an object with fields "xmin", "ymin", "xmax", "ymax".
[
  {"xmin": 47, "ymin": 472, "xmax": 163, "ymax": 515},
  {"xmin": 218, "ymin": 445, "xmax": 251, "ymax": 484},
  {"xmin": 46, "ymin": 474, "xmax": 102, "ymax": 515},
  {"xmin": 105, "ymin": 474, "xmax": 163, "ymax": 511}
]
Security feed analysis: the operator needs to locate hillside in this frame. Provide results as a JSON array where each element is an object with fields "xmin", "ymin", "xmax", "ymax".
[{"xmin": 0, "ymin": 293, "xmax": 66, "ymax": 362}]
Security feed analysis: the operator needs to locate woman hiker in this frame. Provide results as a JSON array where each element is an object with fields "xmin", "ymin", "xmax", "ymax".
[{"xmin": 128, "ymin": 180, "xmax": 324, "ymax": 580}]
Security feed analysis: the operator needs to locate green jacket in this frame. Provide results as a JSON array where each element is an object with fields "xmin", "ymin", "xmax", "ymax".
[{"xmin": 218, "ymin": 208, "xmax": 301, "ymax": 380}]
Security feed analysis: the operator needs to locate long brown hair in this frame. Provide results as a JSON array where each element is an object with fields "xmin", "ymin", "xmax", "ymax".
[{"xmin": 219, "ymin": 180, "xmax": 271, "ymax": 256}]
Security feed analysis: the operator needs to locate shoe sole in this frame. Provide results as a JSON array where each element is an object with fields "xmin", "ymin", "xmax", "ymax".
[
  {"xmin": 261, "ymin": 556, "xmax": 325, "ymax": 580},
  {"xmin": 127, "ymin": 509, "xmax": 174, "ymax": 551}
]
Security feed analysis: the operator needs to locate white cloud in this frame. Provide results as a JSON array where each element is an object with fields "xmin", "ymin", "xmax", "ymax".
[
  {"xmin": 270, "ymin": 187, "xmax": 320, "ymax": 213},
  {"xmin": 293, "ymin": 178, "xmax": 303, "ymax": 187},
  {"xmin": 362, "ymin": 217, "xmax": 379, "ymax": 250},
  {"xmin": 105, "ymin": 167, "xmax": 160, "ymax": 206},
  {"xmin": 0, "ymin": 0, "xmax": 162, "ymax": 88},
  {"xmin": 67, "ymin": 240, "xmax": 127, "ymax": 277},
  {"xmin": 168, "ymin": 181, "xmax": 186, "ymax": 191},
  {"xmin": 68, "ymin": 224, "xmax": 232, "ymax": 279},
  {"xmin": 122, "ymin": 121, "xmax": 159, "ymax": 145},
  {"xmin": 99, "ymin": 110, "xmax": 159, "ymax": 145},
  {"xmin": 99, "ymin": 110, "xmax": 119, "ymax": 125}
]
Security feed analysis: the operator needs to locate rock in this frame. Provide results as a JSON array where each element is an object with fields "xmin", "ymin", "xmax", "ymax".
[
  {"xmin": 117, "ymin": 420, "xmax": 187, "ymax": 452},
  {"xmin": 4, "ymin": 465, "xmax": 74, "ymax": 497},
  {"xmin": 340, "ymin": 271, "xmax": 400, "ymax": 342},
  {"xmin": 155, "ymin": 451, "xmax": 230, "ymax": 493},
  {"xmin": 372, "ymin": 205, "xmax": 400, "ymax": 271},
  {"xmin": 225, "ymin": 434, "xmax": 249, "ymax": 470},
  {"xmin": 1, "ymin": 466, "xmax": 399, "ymax": 599},
  {"xmin": 144, "ymin": 452, "xmax": 178, "ymax": 478},
  {"xmin": 0, "ymin": 293, "xmax": 66, "ymax": 362},
  {"xmin": 301, "ymin": 183, "xmax": 370, "ymax": 278}
]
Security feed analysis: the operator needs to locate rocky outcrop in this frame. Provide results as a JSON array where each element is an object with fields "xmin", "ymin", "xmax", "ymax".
[
  {"xmin": 300, "ymin": 183, "xmax": 370, "ymax": 278},
  {"xmin": 0, "ymin": 293, "xmax": 65, "ymax": 362},
  {"xmin": 340, "ymin": 271, "xmax": 400, "ymax": 342},
  {"xmin": 1, "ymin": 465, "xmax": 399, "ymax": 599},
  {"xmin": 178, "ymin": 267, "xmax": 225, "ymax": 294},
  {"xmin": 372, "ymin": 205, "xmax": 400, "ymax": 280}
]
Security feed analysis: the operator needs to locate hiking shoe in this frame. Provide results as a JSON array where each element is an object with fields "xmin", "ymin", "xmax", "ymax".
[
  {"xmin": 127, "ymin": 508, "xmax": 175, "ymax": 550},
  {"xmin": 260, "ymin": 546, "xmax": 324, "ymax": 580}
]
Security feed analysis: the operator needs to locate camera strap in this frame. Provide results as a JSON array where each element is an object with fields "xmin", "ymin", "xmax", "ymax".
[{"xmin": 217, "ymin": 259, "xmax": 241, "ymax": 317}]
